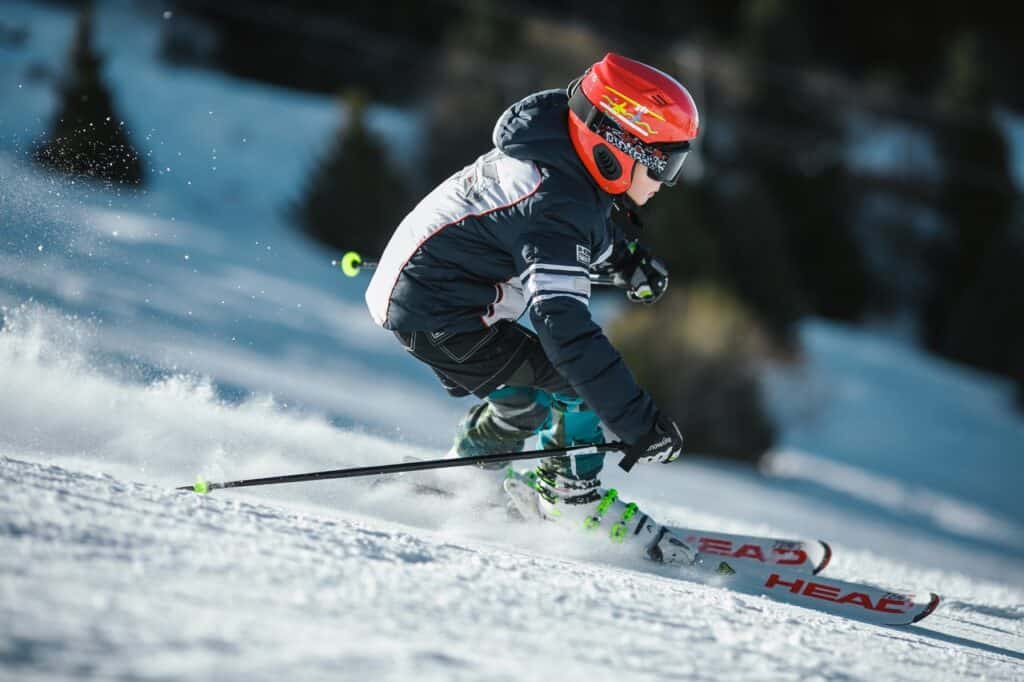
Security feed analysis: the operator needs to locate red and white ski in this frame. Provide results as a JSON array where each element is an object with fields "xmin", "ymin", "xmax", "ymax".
[
  {"xmin": 689, "ymin": 555, "xmax": 941, "ymax": 626},
  {"xmin": 667, "ymin": 527, "xmax": 831, "ymax": 575}
]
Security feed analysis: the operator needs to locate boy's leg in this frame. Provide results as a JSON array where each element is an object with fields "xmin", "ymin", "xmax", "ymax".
[
  {"xmin": 461, "ymin": 338, "xmax": 606, "ymax": 483},
  {"xmin": 393, "ymin": 323, "xmax": 554, "ymax": 461},
  {"xmin": 535, "ymin": 395, "xmax": 605, "ymax": 481},
  {"xmin": 450, "ymin": 386, "xmax": 551, "ymax": 465},
  {"xmin": 393, "ymin": 322, "xmax": 605, "ymax": 478}
]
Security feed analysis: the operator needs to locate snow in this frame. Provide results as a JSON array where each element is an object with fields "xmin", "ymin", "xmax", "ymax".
[
  {"xmin": 1, "ymin": 1, "xmax": 1023, "ymax": 679},
  {"xmin": 3, "ymin": 450, "xmax": 1023, "ymax": 681}
]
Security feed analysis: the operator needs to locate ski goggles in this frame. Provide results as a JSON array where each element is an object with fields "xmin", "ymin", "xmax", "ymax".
[
  {"xmin": 569, "ymin": 82, "xmax": 691, "ymax": 186},
  {"xmin": 597, "ymin": 124, "xmax": 690, "ymax": 186}
]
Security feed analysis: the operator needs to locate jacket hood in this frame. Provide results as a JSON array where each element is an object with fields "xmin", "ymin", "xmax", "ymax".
[{"xmin": 492, "ymin": 89, "xmax": 600, "ymax": 195}]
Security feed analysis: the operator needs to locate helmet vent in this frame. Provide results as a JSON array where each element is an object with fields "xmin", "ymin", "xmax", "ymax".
[
  {"xmin": 593, "ymin": 144, "xmax": 622, "ymax": 181},
  {"xmin": 650, "ymin": 93, "xmax": 669, "ymax": 106}
]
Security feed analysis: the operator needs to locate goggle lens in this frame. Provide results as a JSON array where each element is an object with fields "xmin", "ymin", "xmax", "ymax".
[{"xmin": 645, "ymin": 145, "xmax": 689, "ymax": 186}]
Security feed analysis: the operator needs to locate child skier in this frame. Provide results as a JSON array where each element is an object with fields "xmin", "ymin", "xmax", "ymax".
[{"xmin": 366, "ymin": 53, "xmax": 701, "ymax": 565}]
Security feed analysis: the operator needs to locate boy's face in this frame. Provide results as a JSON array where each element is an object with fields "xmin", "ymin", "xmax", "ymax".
[{"xmin": 625, "ymin": 163, "xmax": 663, "ymax": 206}]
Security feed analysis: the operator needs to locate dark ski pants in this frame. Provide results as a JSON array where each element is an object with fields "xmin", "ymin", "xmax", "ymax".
[{"xmin": 393, "ymin": 321, "xmax": 605, "ymax": 480}]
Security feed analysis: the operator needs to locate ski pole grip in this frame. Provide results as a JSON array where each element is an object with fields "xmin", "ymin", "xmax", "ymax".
[
  {"xmin": 617, "ymin": 431, "xmax": 659, "ymax": 472},
  {"xmin": 618, "ymin": 448, "xmax": 641, "ymax": 472}
]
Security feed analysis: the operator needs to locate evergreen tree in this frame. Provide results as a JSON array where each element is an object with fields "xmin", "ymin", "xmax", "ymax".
[
  {"xmin": 923, "ymin": 32, "xmax": 1019, "ymax": 379},
  {"xmin": 420, "ymin": 6, "xmax": 608, "ymax": 190},
  {"xmin": 292, "ymin": 91, "xmax": 412, "ymax": 257},
  {"xmin": 731, "ymin": 0, "xmax": 869, "ymax": 322},
  {"xmin": 418, "ymin": 3, "xmax": 525, "ymax": 189},
  {"xmin": 33, "ymin": 4, "xmax": 144, "ymax": 185},
  {"xmin": 640, "ymin": 166, "xmax": 804, "ymax": 348}
]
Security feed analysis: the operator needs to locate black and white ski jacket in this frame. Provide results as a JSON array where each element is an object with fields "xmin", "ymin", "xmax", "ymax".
[{"xmin": 366, "ymin": 89, "xmax": 658, "ymax": 443}]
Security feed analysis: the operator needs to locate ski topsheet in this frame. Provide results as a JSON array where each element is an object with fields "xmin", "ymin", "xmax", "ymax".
[
  {"xmin": 687, "ymin": 555, "xmax": 941, "ymax": 626},
  {"xmin": 669, "ymin": 528, "xmax": 831, "ymax": 576}
]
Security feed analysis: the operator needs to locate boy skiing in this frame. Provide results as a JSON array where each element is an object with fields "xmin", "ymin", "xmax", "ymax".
[{"xmin": 366, "ymin": 53, "xmax": 701, "ymax": 565}]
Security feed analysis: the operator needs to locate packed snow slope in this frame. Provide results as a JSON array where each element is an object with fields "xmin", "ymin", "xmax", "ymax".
[
  {"xmin": 2, "ymin": 1, "xmax": 1023, "ymax": 679},
  {"xmin": 3, "ymin": 454, "xmax": 1022, "ymax": 682},
  {"xmin": 1, "ymin": 307, "xmax": 1023, "ymax": 681}
]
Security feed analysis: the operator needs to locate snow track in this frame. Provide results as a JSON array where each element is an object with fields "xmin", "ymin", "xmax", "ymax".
[{"xmin": 2, "ymin": 456, "xmax": 1020, "ymax": 681}]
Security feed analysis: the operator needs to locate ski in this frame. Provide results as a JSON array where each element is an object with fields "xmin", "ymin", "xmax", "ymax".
[
  {"xmin": 687, "ymin": 556, "xmax": 941, "ymax": 626},
  {"xmin": 503, "ymin": 470, "xmax": 941, "ymax": 626},
  {"xmin": 669, "ymin": 528, "xmax": 831, "ymax": 575}
]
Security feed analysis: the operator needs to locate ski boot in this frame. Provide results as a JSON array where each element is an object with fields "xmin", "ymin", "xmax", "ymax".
[
  {"xmin": 448, "ymin": 401, "xmax": 530, "ymax": 466},
  {"xmin": 504, "ymin": 467, "xmax": 700, "ymax": 567},
  {"xmin": 445, "ymin": 390, "xmax": 546, "ymax": 506}
]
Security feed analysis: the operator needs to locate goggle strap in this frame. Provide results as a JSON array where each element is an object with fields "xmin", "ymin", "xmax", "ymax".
[{"xmin": 568, "ymin": 80, "xmax": 602, "ymax": 128}]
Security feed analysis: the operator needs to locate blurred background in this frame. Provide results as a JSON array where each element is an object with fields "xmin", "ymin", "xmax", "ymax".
[{"xmin": 1, "ymin": 0, "xmax": 1022, "ymax": 527}]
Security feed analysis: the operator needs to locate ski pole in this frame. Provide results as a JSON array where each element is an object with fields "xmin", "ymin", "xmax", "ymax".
[
  {"xmin": 336, "ymin": 251, "xmax": 618, "ymax": 287},
  {"xmin": 179, "ymin": 442, "xmax": 627, "ymax": 494}
]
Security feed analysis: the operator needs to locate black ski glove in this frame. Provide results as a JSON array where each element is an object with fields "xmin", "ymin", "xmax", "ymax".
[
  {"xmin": 618, "ymin": 413, "xmax": 684, "ymax": 472},
  {"xmin": 608, "ymin": 241, "xmax": 669, "ymax": 304}
]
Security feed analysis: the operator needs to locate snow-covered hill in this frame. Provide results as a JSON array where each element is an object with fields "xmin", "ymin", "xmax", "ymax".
[
  {"xmin": 3, "ymin": 452, "xmax": 1022, "ymax": 680},
  {"xmin": 2, "ymin": 1, "xmax": 1022, "ymax": 679}
]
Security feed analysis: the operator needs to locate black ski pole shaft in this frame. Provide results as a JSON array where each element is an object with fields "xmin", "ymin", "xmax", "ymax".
[
  {"xmin": 179, "ymin": 442, "xmax": 625, "ymax": 494},
  {"xmin": 337, "ymin": 251, "xmax": 616, "ymax": 286}
]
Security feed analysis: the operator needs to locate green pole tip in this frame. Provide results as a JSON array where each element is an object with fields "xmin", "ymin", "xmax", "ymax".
[
  {"xmin": 193, "ymin": 476, "xmax": 210, "ymax": 494},
  {"xmin": 340, "ymin": 251, "xmax": 362, "ymax": 277}
]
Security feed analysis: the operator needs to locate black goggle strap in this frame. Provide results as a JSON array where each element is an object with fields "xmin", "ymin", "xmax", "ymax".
[{"xmin": 568, "ymin": 77, "xmax": 601, "ymax": 128}]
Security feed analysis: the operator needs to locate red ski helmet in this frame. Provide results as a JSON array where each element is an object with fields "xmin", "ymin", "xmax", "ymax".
[{"xmin": 567, "ymin": 53, "xmax": 699, "ymax": 195}]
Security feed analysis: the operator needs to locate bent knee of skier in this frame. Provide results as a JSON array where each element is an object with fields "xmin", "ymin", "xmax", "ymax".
[{"xmin": 485, "ymin": 386, "xmax": 552, "ymax": 434}]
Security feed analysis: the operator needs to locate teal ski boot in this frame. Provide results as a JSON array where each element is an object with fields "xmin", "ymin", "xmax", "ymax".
[{"xmin": 448, "ymin": 402, "xmax": 531, "ymax": 466}]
